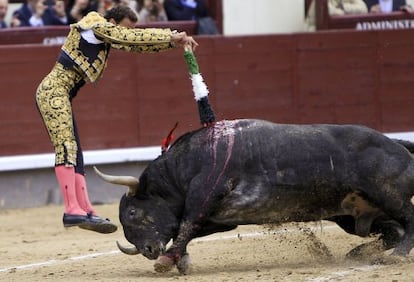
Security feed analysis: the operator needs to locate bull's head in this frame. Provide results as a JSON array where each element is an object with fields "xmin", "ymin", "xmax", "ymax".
[{"xmin": 94, "ymin": 167, "xmax": 179, "ymax": 260}]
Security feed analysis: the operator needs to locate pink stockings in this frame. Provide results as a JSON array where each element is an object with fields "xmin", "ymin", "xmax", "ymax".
[
  {"xmin": 75, "ymin": 172, "xmax": 96, "ymax": 215},
  {"xmin": 55, "ymin": 165, "xmax": 96, "ymax": 216}
]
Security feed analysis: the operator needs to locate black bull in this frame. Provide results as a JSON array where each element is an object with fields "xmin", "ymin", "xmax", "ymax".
[{"xmin": 95, "ymin": 119, "xmax": 414, "ymax": 274}]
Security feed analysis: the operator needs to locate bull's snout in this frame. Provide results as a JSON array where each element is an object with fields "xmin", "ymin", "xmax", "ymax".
[{"xmin": 143, "ymin": 241, "xmax": 165, "ymax": 260}]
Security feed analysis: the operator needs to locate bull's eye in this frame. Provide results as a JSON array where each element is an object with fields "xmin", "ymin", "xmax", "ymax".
[
  {"xmin": 126, "ymin": 208, "xmax": 144, "ymax": 221},
  {"xmin": 128, "ymin": 209, "xmax": 136, "ymax": 219}
]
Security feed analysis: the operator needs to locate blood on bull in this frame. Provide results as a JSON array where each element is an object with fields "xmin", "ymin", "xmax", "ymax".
[
  {"xmin": 94, "ymin": 49, "xmax": 414, "ymax": 274},
  {"xmin": 95, "ymin": 119, "xmax": 414, "ymax": 274}
]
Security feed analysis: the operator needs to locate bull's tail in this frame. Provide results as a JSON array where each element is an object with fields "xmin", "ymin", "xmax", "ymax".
[
  {"xmin": 184, "ymin": 49, "xmax": 215, "ymax": 127},
  {"xmin": 393, "ymin": 139, "xmax": 414, "ymax": 153}
]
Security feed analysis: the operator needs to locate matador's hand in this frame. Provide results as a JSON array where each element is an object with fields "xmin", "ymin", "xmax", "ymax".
[{"xmin": 171, "ymin": 31, "xmax": 199, "ymax": 52}]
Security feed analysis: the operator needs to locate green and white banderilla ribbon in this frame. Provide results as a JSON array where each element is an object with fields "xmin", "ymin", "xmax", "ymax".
[{"xmin": 183, "ymin": 48, "xmax": 215, "ymax": 126}]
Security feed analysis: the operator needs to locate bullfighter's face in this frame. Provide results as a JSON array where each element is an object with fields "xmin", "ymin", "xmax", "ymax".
[{"xmin": 119, "ymin": 194, "xmax": 179, "ymax": 260}]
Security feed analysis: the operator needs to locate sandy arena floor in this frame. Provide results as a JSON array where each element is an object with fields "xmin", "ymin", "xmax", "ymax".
[{"xmin": 1, "ymin": 203, "xmax": 414, "ymax": 281}]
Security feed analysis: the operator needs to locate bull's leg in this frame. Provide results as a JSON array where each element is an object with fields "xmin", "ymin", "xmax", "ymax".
[
  {"xmin": 358, "ymin": 150, "xmax": 414, "ymax": 256},
  {"xmin": 348, "ymin": 216, "xmax": 404, "ymax": 258},
  {"xmin": 154, "ymin": 220, "xmax": 200, "ymax": 274},
  {"xmin": 153, "ymin": 221, "xmax": 201, "ymax": 273},
  {"xmin": 328, "ymin": 215, "xmax": 405, "ymax": 257},
  {"xmin": 393, "ymin": 216, "xmax": 414, "ymax": 256},
  {"xmin": 154, "ymin": 222, "xmax": 236, "ymax": 274},
  {"xmin": 369, "ymin": 179, "xmax": 414, "ymax": 256},
  {"xmin": 155, "ymin": 174, "xmax": 233, "ymax": 274},
  {"xmin": 373, "ymin": 217, "xmax": 405, "ymax": 250},
  {"xmin": 366, "ymin": 189, "xmax": 414, "ymax": 256}
]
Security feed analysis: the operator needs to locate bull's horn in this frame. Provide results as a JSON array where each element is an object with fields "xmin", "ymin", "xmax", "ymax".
[
  {"xmin": 116, "ymin": 241, "xmax": 140, "ymax": 255},
  {"xmin": 93, "ymin": 166, "xmax": 139, "ymax": 196}
]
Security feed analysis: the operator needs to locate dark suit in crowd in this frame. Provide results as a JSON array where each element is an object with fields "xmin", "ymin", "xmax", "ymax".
[
  {"xmin": 364, "ymin": 0, "xmax": 407, "ymax": 12},
  {"xmin": 164, "ymin": 0, "xmax": 208, "ymax": 20},
  {"xmin": 13, "ymin": 1, "xmax": 66, "ymax": 26}
]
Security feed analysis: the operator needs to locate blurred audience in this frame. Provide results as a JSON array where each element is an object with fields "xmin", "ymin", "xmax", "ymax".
[
  {"xmin": 137, "ymin": 0, "xmax": 167, "ymax": 23},
  {"xmin": 116, "ymin": 0, "xmax": 139, "ymax": 14},
  {"xmin": 364, "ymin": 0, "xmax": 410, "ymax": 13},
  {"xmin": 0, "ymin": 0, "xmax": 8, "ymax": 28},
  {"xmin": 329, "ymin": 0, "xmax": 368, "ymax": 14},
  {"xmin": 163, "ymin": 0, "xmax": 208, "ymax": 21},
  {"xmin": 102, "ymin": 0, "xmax": 128, "ymax": 11},
  {"xmin": 11, "ymin": 0, "xmax": 67, "ymax": 27},
  {"xmin": 306, "ymin": 0, "xmax": 368, "ymax": 31},
  {"xmin": 114, "ymin": 0, "xmax": 137, "ymax": 11},
  {"xmin": 66, "ymin": 0, "xmax": 104, "ymax": 24}
]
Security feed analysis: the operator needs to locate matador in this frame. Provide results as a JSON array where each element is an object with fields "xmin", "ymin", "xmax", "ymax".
[{"xmin": 35, "ymin": 6, "xmax": 198, "ymax": 234}]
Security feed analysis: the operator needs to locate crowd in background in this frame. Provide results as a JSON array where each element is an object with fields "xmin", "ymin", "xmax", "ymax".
[
  {"xmin": 2, "ymin": 0, "xmax": 413, "ymax": 31},
  {"xmin": 0, "ymin": 0, "xmax": 211, "ymax": 28},
  {"xmin": 305, "ymin": 0, "xmax": 414, "ymax": 31}
]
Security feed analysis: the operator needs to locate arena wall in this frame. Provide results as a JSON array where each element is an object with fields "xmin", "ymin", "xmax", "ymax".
[{"xmin": 1, "ymin": 30, "xmax": 414, "ymax": 209}]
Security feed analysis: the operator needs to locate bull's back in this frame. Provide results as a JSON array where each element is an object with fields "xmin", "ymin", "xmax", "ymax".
[
  {"xmin": 201, "ymin": 120, "xmax": 359, "ymax": 182},
  {"xmin": 170, "ymin": 118, "xmax": 411, "ymax": 190},
  {"xmin": 190, "ymin": 119, "xmax": 411, "ymax": 225}
]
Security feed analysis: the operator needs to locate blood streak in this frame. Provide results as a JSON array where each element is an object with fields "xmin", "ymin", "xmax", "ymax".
[{"xmin": 200, "ymin": 121, "xmax": 237, "ymax": 211}]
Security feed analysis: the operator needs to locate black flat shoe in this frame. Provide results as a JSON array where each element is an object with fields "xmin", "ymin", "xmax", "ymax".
[
  {"xmin": 63, "ymin": 213, "xmax": 88, "ymax": 227},
  {"xmin": 78, "ymin": 213, "xmax": 118, "ymax": 234},
  {"xmin": 62, "ymin": 213, "xmax": 118, "ymax": 234}
]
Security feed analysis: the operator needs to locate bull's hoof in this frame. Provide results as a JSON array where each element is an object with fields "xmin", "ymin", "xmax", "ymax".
[
  {"xmin": 391, "ymin": 244, "xmax": 411, "ymax": 257},
  {"xmin": 371, "ymin": 254, "xmax": 409, "ymax": 265},
  {"xmin": 154, "ymin": 255, "xmax": 174, "ymax": 273},
  {"xmin": 176, "ymin": 253, "xmax": 191, "ymax": 275},
  {"xmin": 346, "ymin": 240, "xmax": 384, "ymax": 259}
]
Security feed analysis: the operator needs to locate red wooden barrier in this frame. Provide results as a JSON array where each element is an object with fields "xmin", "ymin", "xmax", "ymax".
[{"xmin": 0, "ymin": 31, "xmax": 413, "ymax": 157}]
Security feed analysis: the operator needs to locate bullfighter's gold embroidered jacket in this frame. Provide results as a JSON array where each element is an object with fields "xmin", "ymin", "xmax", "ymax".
[{"xmin": 60, "ymin": 12, "xmax": 173, "ymax": 83}]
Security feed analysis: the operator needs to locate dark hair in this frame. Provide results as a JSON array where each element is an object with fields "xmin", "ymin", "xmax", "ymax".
[{"xmin": 104, "ymin": 6, "xmax": 138, "ymax": 24}]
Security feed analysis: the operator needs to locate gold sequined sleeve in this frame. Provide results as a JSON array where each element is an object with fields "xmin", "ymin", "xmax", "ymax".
[{"xmin": 92, "ymin": 22, "xmax": 174, "ymax": 53}]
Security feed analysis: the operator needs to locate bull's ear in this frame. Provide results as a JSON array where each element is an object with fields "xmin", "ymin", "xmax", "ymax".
[{"xmin": 93, "ymin": 166, "xmax": 139, "ymax": 196}]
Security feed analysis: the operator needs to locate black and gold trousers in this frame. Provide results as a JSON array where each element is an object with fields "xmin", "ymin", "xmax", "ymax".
[{"xmin": 35, "ymin": 63, "xmax": 86, "ymax": 174}]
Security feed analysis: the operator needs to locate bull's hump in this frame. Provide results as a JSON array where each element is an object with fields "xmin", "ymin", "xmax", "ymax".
[
  {"xmin": 211, "ymin": 120, "xmax": 239, "ymax": 137},
  {"xmin": 212, "ymin": 119, "xmax": 273, "ymax": 134}
]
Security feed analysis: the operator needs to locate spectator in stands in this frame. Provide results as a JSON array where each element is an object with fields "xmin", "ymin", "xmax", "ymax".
[
  {"xmin": 35, "ymin": 6, "xmax": 198, "ymax": 234},
  {"xmin": 0, "ymin": 0, "xmax": 8, "ymax": 28},
  {"xmin": 138, "ymin": 0, "xmax": 167, "ymax": 23},
  {"xmin": 110, "ymin": 0, "xmax": 138, "ymax": 13},
  {"xmin": 103, "ymin": 0, "xmax": 139, "ymax": 16},
  {"xmin": 11, "ymin": 0, "xmax": 67, "ymax": 27},
  {"xmin": 330, "ymin": 0, "xmax": 368, "ymax": 14},
  {"xmin": 66, "ymin": 0, "xmax": 104, "ymax": 24},
  {"xmin": 163, "ymin": 0, "xmax": 208, "ymax": 21},
  {"xmin": 126, "ymin": 0, "xmax": 139, "ymax": 12},
  {"xmin": 305, "ymin": 0, "xmax": 368, "ymax": 31},
  {"xmin": 364, "ymin": 0, "xmax": 408, "ymax": 13}
]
